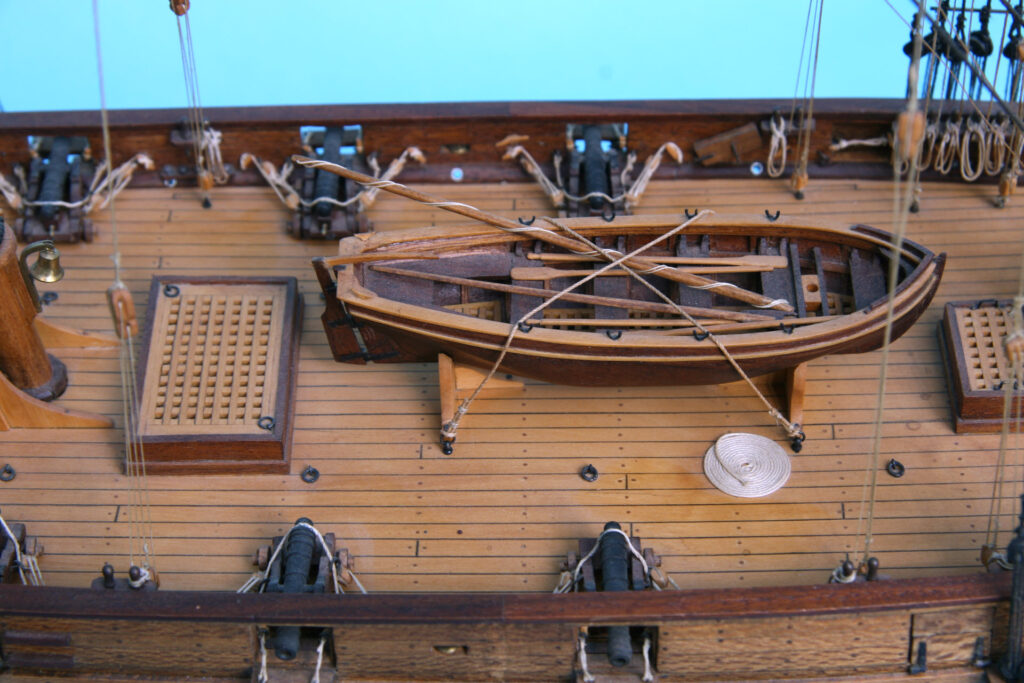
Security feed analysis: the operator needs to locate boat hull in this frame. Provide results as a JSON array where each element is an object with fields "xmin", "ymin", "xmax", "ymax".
[{"xmin": 323, "ymin": 216, "xmax": 945, "ymax": 386}]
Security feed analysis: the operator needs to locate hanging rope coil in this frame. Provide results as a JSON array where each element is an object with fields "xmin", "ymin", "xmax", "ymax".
[
  {"xmin": 960, "ymin": 117, "xmax": 988, "ymax": 181},
  {"xmin": 766, "ymin": 115, "xmax": 788, "ymax": 178}
]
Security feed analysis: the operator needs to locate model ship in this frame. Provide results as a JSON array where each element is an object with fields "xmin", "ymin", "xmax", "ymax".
[{"xmin": 2, "ymin": 1, "xmax": 1024, "ymax": 681}]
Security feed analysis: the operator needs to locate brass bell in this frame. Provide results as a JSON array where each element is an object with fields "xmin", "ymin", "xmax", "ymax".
[
  {"xmin": 28, "ymin": 247, "xmax": 64, "ymax": 283},
  {"xmin": 19, "ymin": 240, "xmax": 65, "ymax": 312}
]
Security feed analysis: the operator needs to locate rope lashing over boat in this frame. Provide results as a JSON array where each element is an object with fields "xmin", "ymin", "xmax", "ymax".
[
  {"xmin": 237, "ymin": 520, "xmax": 367, "ymax": 595},
  {"xmin": 93, "ymin": 0, "xmax": 156, "ymax": 582},
  {"xmin": 0, "ymin": 511, "xmax": 44, "ymax": 586},
  {"xmin": 440, "ymin": 213, "xmax": 712, "ymax": 446},
  {"xmin": 499, "ymin": 141, "xmax": 683, "ymax": 210},
  {"xmin": 0, "ymin": 154, "xmax": 154, "ymax": 214},
  {"xmin": 241, "ymin": 147, "xmax": 426, "ymax": 212},
  {"xmin": 291, "ymin": 157, "xmax": 792, "ymax": 312},
  {"xmin": 539, "ymin": 217, "xmax": 803, "ymax": 443},
  {"xmin": 291, "ymin": 157, "xmax": 805, "ymax": 446},
  {"xmin": 703, "ymin": 433, "xmax": 792, "ymax": 498}
]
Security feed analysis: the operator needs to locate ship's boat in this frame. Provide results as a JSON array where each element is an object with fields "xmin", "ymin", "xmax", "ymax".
[{"xmin": 316, "ymin": 212, "xmax": 945, "ymax": 387}]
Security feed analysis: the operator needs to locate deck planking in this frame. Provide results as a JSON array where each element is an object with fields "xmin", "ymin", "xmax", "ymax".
[{"xmin": 1, "ymin": 176, "xmax": 1023, "ymax": 593}]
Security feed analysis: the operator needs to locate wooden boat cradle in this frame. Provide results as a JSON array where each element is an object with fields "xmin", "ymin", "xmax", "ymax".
[{"xmin": 0, "ymin": 99, "xmax": 1022, "ymax": 681}]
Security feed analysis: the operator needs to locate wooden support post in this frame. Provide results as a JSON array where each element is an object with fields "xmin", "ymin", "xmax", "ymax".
[
  {"xmin": 784, "ymin": 362, "xmax": 807, "ymax": 431},
  {"xmin": 0, "ymin": 223, "xmax": 66, "ymax": 399},
  {"xmin": 438, "ymin": 354, "xmax": 524, "ymax": 453},
  {"xmin": 0, "ymin": 223, "xmax": 113, "ymax": 430}
]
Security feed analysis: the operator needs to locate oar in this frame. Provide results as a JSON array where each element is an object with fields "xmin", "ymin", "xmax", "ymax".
[
  {"xmin": 292, "ymin": 156, "xmax": 793, "ymax": 313},
  {"xmin": 324, "ymin": 252, "xmax": 439, "ymax": 267},
  {"xmin": 369, "ymin": 264, "xmax": 773, "ymax": 322},
  {"xmin": 526, "ymin": 252, "xmax": 788, "ymax": 268},
  {"xmin": 511, "ymin": 265, "xmax": 775, "ymax": 280}
]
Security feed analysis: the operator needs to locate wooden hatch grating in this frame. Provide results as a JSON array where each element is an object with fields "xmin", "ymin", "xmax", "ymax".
[
  {"xmin": 940, "ymin": 300, "xmax": 1024, "ymax": 433},
  {"xmin": 136, "ymin": 276, "xmax": 303, "ymax": 474}
]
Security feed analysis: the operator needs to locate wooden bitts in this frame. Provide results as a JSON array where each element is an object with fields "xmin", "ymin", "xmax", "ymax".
[
  {"xmin": 939, "ymin": 300, "xmax": 1024, "ymax": 433},
  {"xmin": 135, "ymin": 276, "xmax": 303, "ymax": 474}
]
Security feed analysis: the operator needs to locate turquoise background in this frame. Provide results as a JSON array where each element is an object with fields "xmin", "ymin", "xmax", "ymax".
[{"xmin": 1, "ymin": 1, "xmax": 925, "ymax": 111}]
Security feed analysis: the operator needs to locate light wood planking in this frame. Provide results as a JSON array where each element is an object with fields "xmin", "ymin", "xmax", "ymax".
[{"xmin": 2, "ymin": 177, "xmax": 1023, "ymax": 593}]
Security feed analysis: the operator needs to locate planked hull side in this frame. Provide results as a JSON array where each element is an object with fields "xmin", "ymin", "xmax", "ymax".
[{"xmin": 0, "ymin": 572, "xmax": 1011, "ymax": 680}]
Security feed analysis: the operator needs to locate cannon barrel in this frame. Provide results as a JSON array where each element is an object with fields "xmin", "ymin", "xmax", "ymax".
[
  {"xmin": 313, "ymin": 129, "xmax": 343, "ymax": 218},
  {"xmin": 274, "ymin": 517, "xmax": 317, "ymax": 660},
  {"xmin": 38, "ymin": 137, "xmax": 71, "ymax": 223},
  {"xmin": 598, "ymin": 521, "xmax": 632, "ymax": 667},
  {"xmin": 581, "ymin": 125, "xmax": 610, "ymax": 211}
]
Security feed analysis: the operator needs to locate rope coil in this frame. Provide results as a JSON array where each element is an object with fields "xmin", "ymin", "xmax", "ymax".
[{"xmin": 703, "ymin": 433, "xmax": 792, "ymax": 498}]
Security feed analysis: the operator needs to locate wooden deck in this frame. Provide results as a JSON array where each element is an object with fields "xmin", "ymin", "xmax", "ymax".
[{"xmin": 1, "ymin": 176, "xmax": 1022, "ymax": 593}]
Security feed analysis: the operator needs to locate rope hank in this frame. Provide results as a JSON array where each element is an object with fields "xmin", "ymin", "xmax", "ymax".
[
  {"xmin": 767, "ymin": 115, "xmax": 788, "ymax": 178},
  {"xmin": 703, "ymin": 433, "xmax": 792, "ymax": 498}
]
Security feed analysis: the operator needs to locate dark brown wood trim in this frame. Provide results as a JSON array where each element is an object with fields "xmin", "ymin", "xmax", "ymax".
[{"xmin": 0, "ymin": 573, "xmax": 1008, "ymax": 625}]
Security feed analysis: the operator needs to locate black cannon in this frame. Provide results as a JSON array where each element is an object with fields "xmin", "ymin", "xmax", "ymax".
[{"xmin": 262, "ymin": 517, "xmax": 331, "ymax": 660}]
